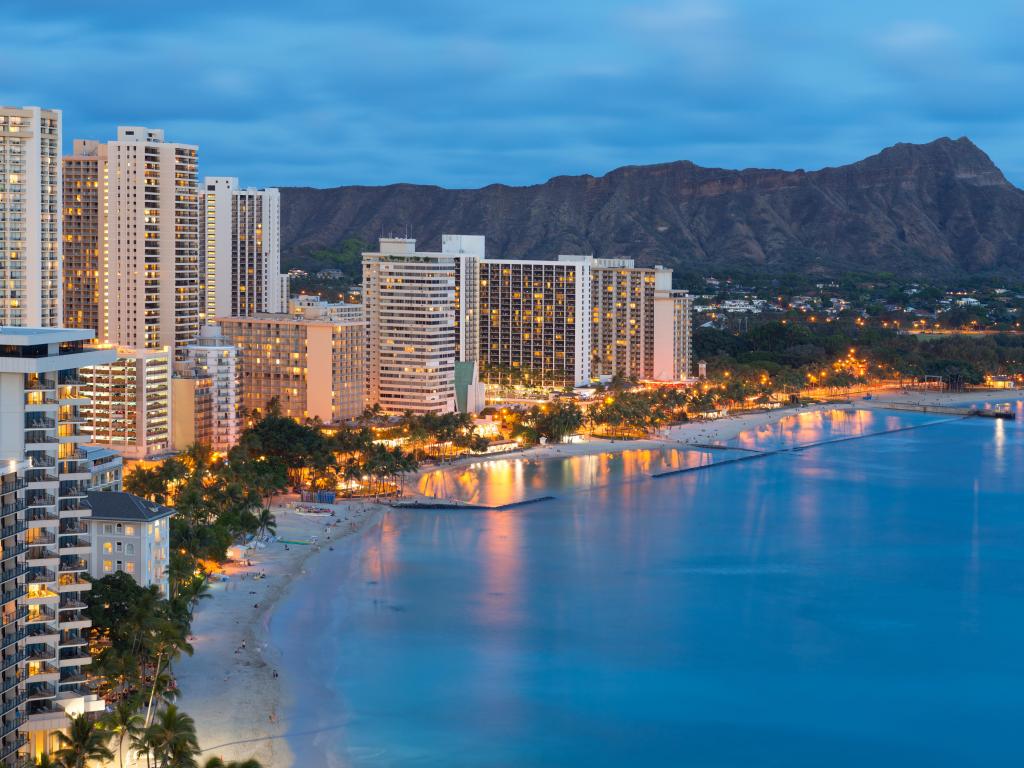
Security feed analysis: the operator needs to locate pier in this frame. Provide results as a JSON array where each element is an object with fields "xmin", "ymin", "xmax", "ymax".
[{"xmin": 874, "ymin": 401, "xmax": 1015, "ymax": 420}]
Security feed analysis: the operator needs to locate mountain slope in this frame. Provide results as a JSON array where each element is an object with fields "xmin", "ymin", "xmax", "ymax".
[{"xmin": 280, "ymin": 138, "xmax": 1024, "ymax": 278}]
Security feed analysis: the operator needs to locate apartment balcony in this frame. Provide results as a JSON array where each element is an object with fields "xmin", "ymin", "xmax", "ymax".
[
  {"xmin": 1, "ymin": 609, "xmax": 27, "ymax": 631},
  {"xmin": 0, "ymin": 713, "xmax": 25, "ymax": 742},
  {"xmin": 24, "ymin": 473, "xmax": 56, "ymax": 489},
  {"xmin": 25, "ymin": 682, "xmax": 56, "ymax": 700},
  {"xmin": 57, "ymin": 559, "xmax": 86, "ymax": 574},
  {"xmin": 0, "ymin": 652, "xmax": 26, "ymax": 676},
  {"xmin": 24, "ymin": 570, "xmax": 54, "ymax": 586},
  {"xmin": 23, "ymin": 608, "xmax": 53, "ymax": 626},
  {"xmin": 0, "ymin": 673, "xmax": 22, "ymax": 698},
  {"xmin": 0, "ymin": 566, "xmax": 25, "ymax": 587},
  {"xmin": 24, "ymin": 644, "xmax": 54, "ymax": 664},
  {"xmin": 0, "ymin": 482, "xmax": 24, "ymax": 496},
  {"xmin": 26, "ymin": 454, "xmax": 54, "ymax": 468},
  {"xmin": 56, "ymin": 575, "xmax": 90, "ymax": 593},
  {"xmin": 58, "ymin": 521, "xmax": 85, "ymax": 536},
  {"xmin": 25, "ymin": 530, "xmax": 55, "ymax": 547},
  {"xmin": 0, "ymin": 515, "xmax": 25, "ymax": 536},
  {"xmin": 0, "ymin": 587, "xmax": 25, "ymax": 606},
  {"xmin": 57, "ymin": 648, "xmax": 90, "ymax": 665},
  {"xmin": 22, "ymin": 432, "xmax": 57, "ymax": 446},
  {"xmin": 25, "ymin": 510, "xmax": 57, "ymax": 527},
  {"xmin": 25, "ymin": 379, "xmax": 55, "ymax": 392},
  {"xmin": 0, "ymin": 733, "xmax": 27, "ymax": 765},
  {"xmin": 57, "ymin": 500, "xmax": 90, "ymax": 517},
  {"xmin": 25, "ymin": 623, "xmax": 56, "ymax": 643},
  {"xmin": 23, "ymin": 418, "xmax": 55, "ymax": 431},
  {"xmin": 0, "ymin": 692, "xmax": 26, "ymax": 720},
  {"xmin": 0, "ymin": 631, "xmax": 25, "ymax": 654},
  {"xmin": 56, "ymin": 536, "xmax": 88, "ymax": 555}
]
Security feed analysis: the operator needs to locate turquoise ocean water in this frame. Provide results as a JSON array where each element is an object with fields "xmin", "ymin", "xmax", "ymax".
[{"xmin": 270, "ymin": 403, "xmax": 1024, "ymax": 766}]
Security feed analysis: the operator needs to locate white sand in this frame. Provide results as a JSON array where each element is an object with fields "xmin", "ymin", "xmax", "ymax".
[
  {"xmin": 175, "ymin": 499, "xmax": 385, "ymax": 767},
  {"xmin": 173, "ymin": 386, "xmax": 1023, "ymax": 766}
]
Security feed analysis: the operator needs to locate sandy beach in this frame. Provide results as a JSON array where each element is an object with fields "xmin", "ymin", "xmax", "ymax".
[
  {"xmin": 175, "ymin": 500, "xmax": 386, "ymax": 767},
  {"xmin": 172, "ymin": 386, "xmax": 1022, "ymax": 767}
]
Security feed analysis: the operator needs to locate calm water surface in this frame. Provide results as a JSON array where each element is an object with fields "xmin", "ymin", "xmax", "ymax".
[{"xmin": 271, "ymin": 404, "xmax": 1024, "ymax": 766}]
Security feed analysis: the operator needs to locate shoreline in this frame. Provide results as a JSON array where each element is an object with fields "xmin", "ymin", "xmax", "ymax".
[
  {"xmin": 175, "ymin": 500, "xmax": 385, "ymax": 767},
  {"xmin": 175, "ymin": 386, "xmax": 1022, "ymax": 766}
]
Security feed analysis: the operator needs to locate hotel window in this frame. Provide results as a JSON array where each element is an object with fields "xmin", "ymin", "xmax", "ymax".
[
  {"xmin": 103, "ymin": 559, "xmax": 113, "ymax": 573},
  {"xmin": 116, "ymin": 560, "xmax": 123, "ymax": 571},
  {"xmin": 103, "ymin": 524, "xmax": 113, "ymax": 535},
  {"xmin": 125, "ymin": 525, "xmax": 136, "ymax": 536},
  {"xmin": 103, "ymin": 542, "xmax": 113, "ymax": 554},
  {"xmin": 126, "ymin": 562, "xmax": 136, "ymax": 574},
  {"xmin": 116, "ymin": 541, "xmax": 123, "ymax": 553},
  {"xmin": 126, "ymin": 543, "xmax": 135, "ymax": 555}
]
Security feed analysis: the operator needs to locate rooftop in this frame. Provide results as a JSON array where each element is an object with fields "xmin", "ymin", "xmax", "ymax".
[
  {"xmin": 86, "ymin": 491, "xmax": 174, "ymax": 523},
  {"xmin": 0, "ymin": 327, "xmax": 96, "ymax": 345}
]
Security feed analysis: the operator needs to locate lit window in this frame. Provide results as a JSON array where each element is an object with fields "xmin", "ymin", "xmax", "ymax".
[
  {"xmin": 103, "ymin": 560, "xmax": 112, "ymax": 573},
  {"xmin": 103, "ymin": 542, "xmax": 112, "ymax": 554}
]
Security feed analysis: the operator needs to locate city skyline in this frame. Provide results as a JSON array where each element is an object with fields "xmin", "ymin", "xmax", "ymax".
[{"xmin": 5, "ymin": 1, "xmax": 1024, "ymax": 189}]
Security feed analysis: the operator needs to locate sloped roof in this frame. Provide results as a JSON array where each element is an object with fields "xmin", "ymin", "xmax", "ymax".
[{"xmin": 86, "ymin": 491, "xmax": 174, "ymax": 523}]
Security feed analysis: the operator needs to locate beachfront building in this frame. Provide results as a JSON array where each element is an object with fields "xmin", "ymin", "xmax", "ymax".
[
  {"xmin": 82, "ymin": 446, "xmax": 123, "ymax": 492},
  {"xmin": 477, "ymin": 256, "xmax": 592, "ymax": 388},
  {"xmin": 0, "ymin": 327, "xmax": 114, "ymax": 759},
  {"xmin": 85, "ymin": 491, "xmax": 172, "ymax": 596},
  {"xmin": 363, "ymin": 238, "xmax": 457, "ymax": 414},
  {"xmin": 61, "ymin": 140, "xmax": 105, "ymax": 333},
  {"xmin": 78, "ymin": 347, "xmax": 172, "ymax": 461},
  {"xmin": 218, "ymin": 312, "xmax": 365, "ymax": 423},
  {"xmin": 0, "ymin": 106, "xmax": 63, "ymax": 328},
  {"xmin": 652, "ymin": 288, "xmax": 694, "ymax": 381},
  {"xmin": 179, "ymin": 324, "xmax": 240, "ymax": 451},
  {"xmin": 93, "ymin": 126, "xmax": 200, "ymax": 361},
  {"xmin": 199, "ymin": 177, "xmax": 286, "ymax": 323},
  {"xmin": 170, "ymin": 369, "xmax": 214, "ymax": 451}
]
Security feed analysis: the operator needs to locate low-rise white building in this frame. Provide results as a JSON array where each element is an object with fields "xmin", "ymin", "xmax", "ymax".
[{"xmin": 86, "ymin": 491, "xmax": 172, "ymax": 596}]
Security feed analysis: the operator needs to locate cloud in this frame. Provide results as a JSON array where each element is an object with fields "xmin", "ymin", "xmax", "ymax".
[{"xmin": 2, "ymin": 0, "xmax": 1022, "ymax": 189}]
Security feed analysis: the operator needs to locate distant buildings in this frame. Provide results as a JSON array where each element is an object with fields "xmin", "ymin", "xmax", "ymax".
[
  {"xmin": 82, "ymin": 446, "xmax": 123, "ymax": 492},
  {"xmin": 363, "ymin": 239, "xmax": 457, "ymax": 414},
  {"xmin": 86, "ymin": 492, "xmax": 172, "ymax": 596},
  {"xmin": 0, "ymin": 106, "xmax": 63, "ymax": 327},
  {"xmin": 218, "ymin": 312, "xmax": 365, "ymax": 423},
  {"xmin": 62, "ymin": 140, "xmax": 104, "ymax": 333},
  {"xmin": 199, "ymin": 177, "xmax": 286, "ymax": 322}
]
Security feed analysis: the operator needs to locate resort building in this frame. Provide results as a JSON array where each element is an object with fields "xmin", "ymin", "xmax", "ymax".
[
  {"xmin": 0, "ymin": 326, "xmax": 114, "ymax": 759},
  {"xmin": 0, "ymin": 106, "xmax": 63, "ymax": 328},
  {"xmin": 170, "ymin": 370, "xmax": 214, "ymax": 451},
  {"xmin": 95, "ymin": 126, "xmax": 200, "ymax": 361},
  {"xmin": 179, "ymin": 325, "xmax": 240, "ymax": 451},
  {"xmin": 199, "ymin": 177, "xmax": 286, "ymax": 323},
  {"xmin": 85, "ymin": 491, "xmax": 172, "ymax": 596},
  {"xmin": 363, "ymin": 238, "xmax": 457, "ymax": 414},
  {"xmin": 61, "ymin": 140, "xmax": 105, "ymax": 333},
  {"xmin": 81, "ymin": 446, "xmax": 123, "ymax": 492},
  {"xmin": 477, "ymin": 256, "xmax": 592, "ymax": 388},
  {"xmin": 652, "ymin": 288, "xmax": 694, "ymax": 381},
  {"xmin": 79, "ymin": 347, "xmax": 172, "ymax": 461},
  {"xmin": 218, "ymin": 313, "xmax": 365, "ymax": 423}
]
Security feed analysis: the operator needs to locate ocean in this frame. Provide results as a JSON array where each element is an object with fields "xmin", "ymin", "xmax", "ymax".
[{"xmin": 270, "ymin": 403, "xmax": 1024, "ymax": 766}]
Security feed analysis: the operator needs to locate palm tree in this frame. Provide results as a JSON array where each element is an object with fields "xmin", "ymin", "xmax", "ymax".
[
  {"xmin": 54, "ymin": 714, "xmax": 114, "ymax": 768},
  {"xmin": 203, "ymin": 759, "xmax": 263, "ymax": 768},
  {"xmin": 145, "ymin": 705, "xmax": 199, "ymax": 768},
  {"xmin": 104, "ymin": 699, "xmax": 145, "ymax": 768},
  {"xmin": 35, "ymin": 755, "xmax": 59, "ymax": 768},
  {"xmin": 142, "ymin": 619, "xmax": 194, "ymax": 728},
  {"xmin": 255, "ymin": 508, "xmax": 276, "ymax": 540}
]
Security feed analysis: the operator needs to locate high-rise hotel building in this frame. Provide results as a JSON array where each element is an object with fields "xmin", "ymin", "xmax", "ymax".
[
  {"xmin": 363, "ymin": 239, "xmax": 457, "ymax": 414},
  {"xmin": 177, "ymin": 324, "xmax": 240, "ymax": 451},
  {"xmin": 477, "ymin": 256, "xmax": 593, "ymax": 388},
  {"xmin": 0, "ymin": 106, "xmax": 62, "ymax": 328},
  {"xmin": 199, "ymin": 177, "xmax": 286, "ymax": 322},
  {"xmin": 0, "ymin": 327, "xmax": 115, "ymax": 762},
  {"xmin": 62, "ymin": 140, "xmax": 105, "ymax": 334},
  {"xmin": 219, "ymin": 311, "xmax": 365, "ymax": 423},
  {"xmin": 95, "ymin": 126, "xmax": 200, "ymax": 360}
]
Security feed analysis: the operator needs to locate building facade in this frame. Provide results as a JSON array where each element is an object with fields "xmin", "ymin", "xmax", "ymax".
[
  {"xmin": 0, "ymin": 327, "xmax": 114, "ymax": 761},
  {"xmin": 363, "ymin": 238, "xmax": 457, "ymax": 414},
  {"xmin": 99, "ymin": 126, "xmax": 199, "ymax": 360},
  {"xmin": 170, "ymin": 372, "xmax": 214, "ymax": 451},
  {"xmin": 477, "ymin": 256, "xmax": 592, "ymax": 388},
  {"xmin": 178, "ymin": 324, "xmax": 239, "ymax": 451},
  {"xmin": 0, "ymin": 106, "xmax": 62, "ymax": 328},
  {"xmin": 199, "ymin": 177, "xmax": 285, "ymax": 322},
  {"xmin": 79, "ymin": 347, "xmax": 172, "ymax": 461},
  {"xmin": 652, "ymin": 289, "xmax": 694, "ymax": 381},
  {"xmin": 61, "ymin": 140, "xmax": 105, "ymax": 333},
  {"xmin": 219, "ymin": 314, "xmax": 365, "ymax": 423},
  {"xmin": 85, "ymin": 492, "xmax": 172, "ymax": 597},
  {"xmin": 81, "ymin": 446, "xmax": 123, "ymax": 492}
]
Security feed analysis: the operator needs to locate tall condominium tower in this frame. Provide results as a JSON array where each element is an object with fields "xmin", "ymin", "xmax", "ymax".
[
  {"xmin": 101, "ymin": 126, "xmax": 199, "ymax": 360},
  {"xmin": 0, "ymin": 327, "xmax": 115, "ymax": 760},
  {"xmin": 477, "ymin": 256, "xmax": 593, "ymax": 388},
  {"xmin": 199, "ymin": 177, "xmax": 285, "ymax": 322},
  {"xmin": 0, "ymin": 106, "xmax": 62, "ymax": 327},
  {"xmin": 363, "ymin": 238, "xmax": 457, "ymax": 415},
  {"xmin": 61, "ymin": 140, "xmax": 106, "ymax": 333}
]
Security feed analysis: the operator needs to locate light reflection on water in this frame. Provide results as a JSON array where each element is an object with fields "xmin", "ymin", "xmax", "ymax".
[{"xmin": 273, "ymin": 404, "xmax": 1024, "ymax": 767}]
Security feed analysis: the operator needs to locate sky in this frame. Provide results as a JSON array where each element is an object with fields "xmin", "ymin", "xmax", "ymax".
[{"xmin": 4, "ymin": 1, "xmax": 1023, "ymax": 189}]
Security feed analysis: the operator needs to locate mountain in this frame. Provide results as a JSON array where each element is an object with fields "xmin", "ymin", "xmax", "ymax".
[{"xmin": 279, "ymin": 138, "xmax": 1024, "ymax": 279}]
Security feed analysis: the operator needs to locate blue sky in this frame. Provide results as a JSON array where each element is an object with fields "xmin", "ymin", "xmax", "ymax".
[{"xmin": 5, "ymin": 1, "xmax": 1023, "ymax": 189}]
